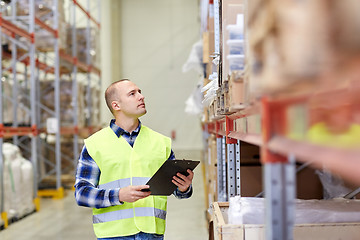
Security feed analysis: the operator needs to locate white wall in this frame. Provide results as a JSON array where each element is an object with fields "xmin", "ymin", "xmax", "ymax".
[{"xmin": 101, "ymin": 0, "xmax": 203, "ymax": 151}]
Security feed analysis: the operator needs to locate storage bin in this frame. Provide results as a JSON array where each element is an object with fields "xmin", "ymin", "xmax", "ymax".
[
  {"xmin": 226, "ymin": 24, "xmax": 244, "ymax": 40},
  {"xmin": 226, "ymin": 54, "xmax": 245, "ymax": 72},
  {"xmin": 226, "ymin": 40, "xmax": 244, "ymax": 55}
]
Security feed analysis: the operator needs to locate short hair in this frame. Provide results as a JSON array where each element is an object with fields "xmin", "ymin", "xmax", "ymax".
[{"xmin": 105, "ymin": 79, "xmax": 130, "ymax": 114}]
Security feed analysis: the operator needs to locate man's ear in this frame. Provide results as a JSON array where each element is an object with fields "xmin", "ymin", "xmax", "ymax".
[{"xmin": 111, "ymin": 101, "xmax": 121, "ymax": 111}]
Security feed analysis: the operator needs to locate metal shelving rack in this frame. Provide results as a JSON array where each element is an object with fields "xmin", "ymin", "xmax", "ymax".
[
  {"xmin": 202, "ymin": 0, "xmax": 360, "ymax": 239},
  {"xmin": 0, "ymin": 0, "xmax": 101, "ymax": 229},
  {"xmin": 36, "ymin": 0, "xmax": 101, "ymax": 198},
  {"xmin": 206, "ymin": 84, "xmax": 360, "ymax": 240},
  {"xmin": 0, "ymin": 0, "xmax": 38, "ymax": 228}
]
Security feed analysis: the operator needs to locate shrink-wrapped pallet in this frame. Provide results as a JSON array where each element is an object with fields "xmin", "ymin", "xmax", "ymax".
[
  {"xmin": 19, "ymin": 157, "xmax": 35, "ymax": 215},
  {"xmin": 40, "ymin": 80, "xmax": 86, "ymax": 128},
  {"xmin": 2, "ymin": 143, "xmax": 17, "ymax": 217},
  {"xmin": 65, "ymin": 27, "xmax": 100, "ymax": 68},
  {"xmin": 2, "ymin": 143, "xmax": 34, "ymax": 219}
]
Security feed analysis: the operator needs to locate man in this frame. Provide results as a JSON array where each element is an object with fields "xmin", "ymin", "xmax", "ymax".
[{"xmin": 74, "ymin": 79, "xmax": 194, "ymax": 240}]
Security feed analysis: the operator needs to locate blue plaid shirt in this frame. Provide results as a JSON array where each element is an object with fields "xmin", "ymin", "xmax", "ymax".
[{"xmin": 75, "ymin": 119, "xmax": 192, "ymax": 208}]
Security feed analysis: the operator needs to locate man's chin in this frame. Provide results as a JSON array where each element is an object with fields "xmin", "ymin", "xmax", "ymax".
[{"xmin": 137, "ymin": 109, "xmax": 147, "ymax": 117}]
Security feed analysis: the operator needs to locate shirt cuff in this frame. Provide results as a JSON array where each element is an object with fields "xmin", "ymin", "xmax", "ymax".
[
  {"xmin": 109, "ymin": 188, "xmax": 124, "ymax": 205},
  {"xmin": 180, "ymin": 185, "xmax": 192, "ymax": 194},
  {"xmin": 174, "ymin": 184, "xmax": 193, "ymax": 199}
]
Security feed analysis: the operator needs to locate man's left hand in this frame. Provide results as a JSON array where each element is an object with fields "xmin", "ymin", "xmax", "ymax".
[{"xmin": 172, "ymin": 169, "xmax": 194, "ymax": 192}]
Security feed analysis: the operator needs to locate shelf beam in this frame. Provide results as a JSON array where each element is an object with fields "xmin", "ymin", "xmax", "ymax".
[
  {"xmin": 268, "ymin": 136, "xmax": 360, "ymax": 185},
  {"xmin": 228, "ymin": 132, "xmax": 262, "ymax": 146},
  {"xmin": 73, "ymin": 0, "xmax": 101, "ymax": 28}
]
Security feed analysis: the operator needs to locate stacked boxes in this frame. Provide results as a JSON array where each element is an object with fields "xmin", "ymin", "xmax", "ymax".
[
  {"xmin": 244, "ymin": 0, "xmax": 360, "ymax": 95},
  {"xmin": 66, "ymin": 27, "xmax": 100, "ymax": 68},
  {"xmin": 39, "ymin": 80, "xmax": 86, "ymax": 128},
  {"xmin": 16, "ymin": 0, "xmax": 67, "ymax": 51}
]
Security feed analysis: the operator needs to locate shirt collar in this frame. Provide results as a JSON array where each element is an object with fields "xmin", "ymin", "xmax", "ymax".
[{"xmin": 109, "ymin": 119, "xmax": 141, "ymax": 138}]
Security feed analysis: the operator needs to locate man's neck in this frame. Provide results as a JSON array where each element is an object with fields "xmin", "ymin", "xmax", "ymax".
[{"xmin": 115, "ymin": 118, "xmax": 139, "ymax": 133}]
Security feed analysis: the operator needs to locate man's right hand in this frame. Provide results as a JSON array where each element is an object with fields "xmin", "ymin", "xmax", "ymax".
[{"xmin": 119, "ymin": 185, "xmax": 151, "ymax": 203}]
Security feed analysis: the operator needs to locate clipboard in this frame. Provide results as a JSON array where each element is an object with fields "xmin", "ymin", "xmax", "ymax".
[{"xmin": 142, "ymin": 159, "xmax": 200, "ymax": 196}]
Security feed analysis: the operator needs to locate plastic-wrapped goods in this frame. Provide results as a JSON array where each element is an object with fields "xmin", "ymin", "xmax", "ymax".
[
  {"xmin": 228, "ymin": 196, "xmax": 264, "ymax": 224},
  {"xmin": 229, "ymin": 196, "xmax": 360, "ymax": 225},
  {"xmin": 3, "ymin": 143, "xmax": 23, "ymax": 218},
  {"xmin": 19, "ymin": 157, "xmax": 35, "ymax": 215},
  {"xmin": 2, "ymin": 79, "xmax": 31, "ymax": 125},
  {"xmin": 40, "ymin": 80, "xmax": 86, "ymax": 127},
  {"xmin": 65, "ymin": 27, "xmax": 100, "ymax": 68},
  {"xmin": 14, "ymin": 0, "xmax": 67, "ymax": 51},
  {"xmin": 316, "ymin": 170, "xmax": 353, "ymax": 200},
  {"xmin": 2, "ymin": 143, "xmax": 16, "ymax": 217},
  {"xmin": 225, "ymin": 13, "xmax": 245, "ymax": 75},
  {"xmin": 91, "ymin": 87, "xmax": 101, "ymax": 125},
  {"xmin": 201, "ymin": 72, "xmax": 219, "ymax": 107},
  {"xmin": 2, "ymin": 143, "xmax": 34, "ymax": 218}
]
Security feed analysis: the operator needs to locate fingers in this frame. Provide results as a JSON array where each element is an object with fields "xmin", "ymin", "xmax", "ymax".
[
  {"xmin": 119, "ymin": 185, "xmax": 151, "ymax": 203},
  {"xmin": 134, "ymin": 185, "xmax": 150, "ymax": 191},
  {"xmin": 175, "ymin": 170, "xmax": 194, "ymax": 182},
  {"xmin": 172, "ymin": 170, "xmax": 194, "ymax": 192}
]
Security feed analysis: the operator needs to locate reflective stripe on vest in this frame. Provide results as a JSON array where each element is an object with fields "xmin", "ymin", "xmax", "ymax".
[
  {"xmin": 93, "ymin": 207, "xmax": 167, "ymax": 224},
  {"xmin": 99, "ymin": 177, "xmax": 150, "ymax": 190}
]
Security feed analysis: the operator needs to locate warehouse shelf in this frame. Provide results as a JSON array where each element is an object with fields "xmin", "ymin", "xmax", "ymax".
[
  {"xmin": 0, "ymin": 0, "xmax": 101, "ymax": 229},
  {"xmin": 201, "ymin": 0, "xmax": 360, "ymax": 239},
  {"xmin": 0, "ymin": 0, "xmax": 38, "ymax": 229},
  {"xmin": 268, "ymin": 137, "xmax": 360, "ymax": 185}
]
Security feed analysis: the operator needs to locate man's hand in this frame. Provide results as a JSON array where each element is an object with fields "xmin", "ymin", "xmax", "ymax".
[
  {"xmin": 172, "ymin": 169, "xmax": 194, "ymax": 192},
  {"xmin": 119, "ymin": 185, "xmax": 151, "ymax": 203}
]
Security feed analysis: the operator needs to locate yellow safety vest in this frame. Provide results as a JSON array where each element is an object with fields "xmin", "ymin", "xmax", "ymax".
[{"xmin": 84, "ymin": 125, "xmax": 172, "ymax": 238}]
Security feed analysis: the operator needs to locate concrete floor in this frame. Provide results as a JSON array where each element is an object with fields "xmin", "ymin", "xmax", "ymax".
[{"xmin": 0, "ymin": 158, "xmax": 208, "ymax": 239}]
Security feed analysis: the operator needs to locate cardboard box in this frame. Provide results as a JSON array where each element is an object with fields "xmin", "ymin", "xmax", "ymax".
[
  {"xmin": 203, "ymin": 31, "xmax": 215, "ymax": 64},
  {"xmin": 275, "ymin": 0, "xmax": 333, "ymax": 78},
  {"xmin": 297, "ymin": 166, "xmax": 323, "ymax": 200},
  {"xmin": 240, "ymin": 142, "xmax": 260, "ymax": 164},
  {"xmin": 228, "ymin": 71, "xmax": 246, "ymax": 112},
  {"xmin": 240, "ymin": 166, "xmax": 262, "ymax": 197},
  {"xmin": 247, "ymin": 114, "xmax": 261, "ymax": 135},
  {"xmin": 235, "ymin": 117, "xmax": 247, "ymax": 134}
]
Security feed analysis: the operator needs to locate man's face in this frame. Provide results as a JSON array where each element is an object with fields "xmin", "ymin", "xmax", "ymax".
[{"xmin": 115, "ymin": 81, "xmax": 147, "ymax": 118}]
